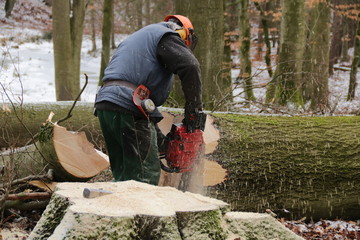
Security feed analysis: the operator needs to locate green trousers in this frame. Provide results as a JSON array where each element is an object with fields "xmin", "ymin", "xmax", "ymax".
[{"xmin": 97, "ymin": 110, "xmax": 160, "ymax": 185}]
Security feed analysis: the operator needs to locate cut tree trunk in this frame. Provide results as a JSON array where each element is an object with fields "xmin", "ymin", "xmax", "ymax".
[
  {"xmin": 0, "ymin": 102, "xmax": 101, "ymax": 148},
  {"xmin": 0, "ymin": 120, "xmax": 109, "ymax": 182},
  {"xmin": 2, "ymin": 103, "xmax": 359, "ymax": 220},
  {"xmin": 210, "ymin": 113, "xmax": 360, "ymax": 220},
  {"xmin": 38, "ymin": 123, "xmax": 109, "ymax": 181},
  {"xmin": 28, "ymin": 181, "xmax": 303, "ymax": 240}
]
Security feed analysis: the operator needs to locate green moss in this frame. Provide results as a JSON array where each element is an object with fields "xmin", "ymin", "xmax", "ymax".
[
  {"xmin": 209, "ymin": 113, "xmax": 360, "ymax": 220},
  {"xmin": 28, "ymin": 194, "xmax": 70, "ymax": 240},
  {"xmin": 177, "ymin": 209, "xmax": 227, "ymax": 240}
]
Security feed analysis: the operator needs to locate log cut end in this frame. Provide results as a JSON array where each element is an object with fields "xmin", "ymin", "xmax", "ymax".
[{"xmin": 53, "ymin": 124, "xmax": 109, "ymax": 179}]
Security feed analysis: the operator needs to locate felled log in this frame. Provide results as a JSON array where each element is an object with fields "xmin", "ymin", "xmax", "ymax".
[
  {"xmin": 2, "ymin": 103, "xmax": 359, "ymax": 220},
  {"xmin": 210, "ymin": 113, "xmax": 360, "ymax": 220},
  {"xmin": 28, "ymin": 181, "xmax": 303, "ymax": 240},
  {"xmin": 0, "ymin": 102, "xmax": 101, "ymax": 148},
  {"xmin": 36, "ymin": 121, "xmax": 109, "ymax": 182}
]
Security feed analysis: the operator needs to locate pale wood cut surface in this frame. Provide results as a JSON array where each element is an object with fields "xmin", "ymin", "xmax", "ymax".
[{"xmin": 53, "ymin": 124, "xmax": 109, "ymax": 178}]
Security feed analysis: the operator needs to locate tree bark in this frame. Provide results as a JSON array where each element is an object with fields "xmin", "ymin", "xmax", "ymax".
[
  {"xmin": 5, "ymin": 0, "xmax": 16, "ymax": 18},
  {"xmin": 254, "ymin": 1, "xmax": 273, "ymax": 77},
  {"xmin": 89, "ymin": 0, "xmax": 97, "ymax": 53},
  {"xmin": 329, "ymin": 0, "xmax": 343, "ymax": 75},
  {"xmin": 238, "ymin": 0, "xmax": 255, "ymax": 102},
  {"xmin": 0, "ymin": 102, "xmax": 102, "ymax": 148},
  {"xmin": 347, "ymin": 17, "xmax": 359, "ymax": 101},
  {"xmin": 266, "ymin": 0, "xmax": 305, "ymax": 106},
  {"xmin": 302, "ymin": 1, "xmax": 330, "ymax": 111},
  {"xmin": 52, "ymin": 0, "xmax": 86, "ymax": 100},
  {"xmin": 98, "ymin": 0, "xmax": 114, "ymax": 85},
  {"xmin": 28, "ymin": 181, "xmax": 302, "ymax": 240},
  {"xmin": 174, "ymin": 0, "xmax": 229, "ymax": 111},
  {"xmin": 210, "ymin": 113, "xmax": 360, "ymax": 220}
]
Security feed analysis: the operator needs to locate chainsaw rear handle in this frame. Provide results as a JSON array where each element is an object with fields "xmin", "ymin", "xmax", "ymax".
[{"xmin": 160, "ymin": 159, "xmax": 180, "ymax": 173}]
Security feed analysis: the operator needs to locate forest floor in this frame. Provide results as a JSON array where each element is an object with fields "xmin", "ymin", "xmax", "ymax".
[{"xmin": 1, "ymin": 1, "xmax": 360, "ymax": 239}]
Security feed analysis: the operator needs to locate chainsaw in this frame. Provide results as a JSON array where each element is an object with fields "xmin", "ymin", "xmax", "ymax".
[{"xmin": 160, "ymin": 111, "xmax": 206, "ymax": 173}]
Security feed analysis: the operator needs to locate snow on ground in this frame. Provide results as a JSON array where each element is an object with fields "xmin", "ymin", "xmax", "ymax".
[
  {"xmin": 1, "ymin": 26, "xmax": 359, "ymax": 115},
  {"xmin": 0, "ymin": 0, "xmax": 359, "ymax": 115}
]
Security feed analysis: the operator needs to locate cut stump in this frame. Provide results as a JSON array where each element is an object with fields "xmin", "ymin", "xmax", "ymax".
[{"xmin": 28, "ymin": 181, "xmax": 303, "ymax": 240}]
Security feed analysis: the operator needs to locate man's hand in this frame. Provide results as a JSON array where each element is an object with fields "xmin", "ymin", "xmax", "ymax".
[{"xmin": 183, "ymin": 108, "xmax": 207, "ymax": 132}]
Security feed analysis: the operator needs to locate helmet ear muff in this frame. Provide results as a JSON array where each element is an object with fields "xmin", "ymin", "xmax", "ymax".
[{"xmin": 176, "ymin": 28, "xmax": 187, "ymax": 41}]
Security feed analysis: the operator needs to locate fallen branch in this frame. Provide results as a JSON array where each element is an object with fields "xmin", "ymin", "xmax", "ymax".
[
  {"xmin": 57, "ymin": 73, "xmax": 89, "ymax": 125},
  {"xmin": 6, "ymin": 192, "xmax": 52, "ymax": 201},
  {"xmin": 0, "ymin": 169, "xmax": 53, "ymax": 189},
  {"xmin": 3, "ymin": 200, "xmax": 49, "ymax": 210}
]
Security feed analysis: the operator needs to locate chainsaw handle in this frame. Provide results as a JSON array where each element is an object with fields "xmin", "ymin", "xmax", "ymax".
[{"xmin": 160, "ymin": 160, "xmax": 180, "ymax": 173}]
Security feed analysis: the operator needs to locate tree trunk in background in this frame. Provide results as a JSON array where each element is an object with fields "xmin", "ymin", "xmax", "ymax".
[
  {"xmin": 341, "ymin": 16, "xmax": 351, "ymax": 62},
  {"xmin": 329, "ymin": 0, "xmax": 343, "ymax": 75},
  {"xmin": 5, "ymin": 0, "xmax": 16, "ymax": 18},
  {"xmin": 222, "ymin": 0, "xmax": 235, "ymax": 108},
  {"xmin": 347, "ymin": 18, "xmax": 360, "ymax": 101},
  {"xmin": 144, "ymin": 0, "xmax": 151, "ymax": 25},
  {"xmin": 175, "ymin": 0, "xmax": 227, "ymax": 111},
  {"xmin": 136, "ymin": 0, "xmax": 143, "ymax": 30},
  {"xmin": 89, "ymin": 0, "xmax": 97, "ymax": 53},
  {"xmin": 302, "ymin": 1, "xmax": 330, "ymax": 111},
  {"xmin": 238, "ymin": 0, "xmax": 255, "ymax": 103},
  {"xmin": 266, "ymin": 0, "xmax": 305, "ymax": 106},
  {"xmin": 52, "ymin": 0, "xmax": 86, "ymax": 101},
  {"xmin": 254, "ymin": 1, "xmax": 273, "ymax": 78},
  {"xmin": 98, "ymin": 0, "xmax": 114, "ymax": 85}
]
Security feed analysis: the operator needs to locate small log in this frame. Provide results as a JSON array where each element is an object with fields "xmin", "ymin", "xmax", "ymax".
[
  {"xmin": 3, "ymin": 200, "xmax": 49, "ymax": 210},
  {"xmin": 6, "ymin": 192, "xmax": 52, "ymax": 201},
  {"xmin": 28, "ymin": 181, "xmax": 302, "ymax": 240}
]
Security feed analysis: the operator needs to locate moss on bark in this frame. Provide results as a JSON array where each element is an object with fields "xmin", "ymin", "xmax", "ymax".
[{"xmin": 209, "ymin": 113, "xmax": 360, "ymax": 220}]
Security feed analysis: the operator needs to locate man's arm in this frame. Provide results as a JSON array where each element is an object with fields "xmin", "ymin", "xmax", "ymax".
[{"xmin": 157, "ymin": 34, "xmax": 203, "ymax": 112}]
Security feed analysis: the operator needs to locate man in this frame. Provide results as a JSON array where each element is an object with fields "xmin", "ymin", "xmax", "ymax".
[{"xmin": 95, "ymin": 15, "xmax": 203, "ymax": 185}]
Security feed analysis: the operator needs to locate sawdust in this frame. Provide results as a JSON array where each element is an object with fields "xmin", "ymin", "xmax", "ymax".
[{"xmin": 56, "ymin": 180, "xmax": 229, "ymax": 217}]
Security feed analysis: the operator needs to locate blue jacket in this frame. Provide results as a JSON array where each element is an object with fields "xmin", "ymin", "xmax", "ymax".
[{"xmin": 95, "ymin": 23, "xmax": 178, "ymax": 118}]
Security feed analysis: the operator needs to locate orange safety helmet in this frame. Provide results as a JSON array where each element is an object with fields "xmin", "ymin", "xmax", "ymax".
[{"xmin": 164, "ymin": 15, "xmax": 198, "ymax": 50}]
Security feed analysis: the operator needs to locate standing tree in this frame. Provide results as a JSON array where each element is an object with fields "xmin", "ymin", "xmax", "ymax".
[
  {"xmin": 266, "ymin": 0, "xmax": 306, "ymax": 106},
  {"xmin": 136, "ymin": 0, "xmax": 143, "ymax": 30},
  {"xmin": 329, "ymin": 0, "xmax": 343, "ymax": 75},
  {"xmin": 302, "ymin": 0, "xmax": 330, "ymax": 111},
  {"xmin": 347, "ymin": 17, "xmax": 360, "ymax": 101},
  {"xmin": 254, "ymin": 0, "xmax": 273, "ymax": 77},
  {"xmin": 52, "ymin": 0, "xmax": 87, "ymax": 100},
  {"xmin": 238, "ymin": 0, "xmax": 255, "ymax": 102},
  {"xmin": 5, "ymin": 0, "xmax": 16, "ymax": 18},
  {"xmin": 174, "ymin": 0, "xmax": 228, "ymax": 111},
  {"xmin": 98, "ymin": 0, "xmax": 114, "ymax": 85},
  {"xmin": 89, "ymin": 0, "xmax": 97, "ymax": 53}
]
